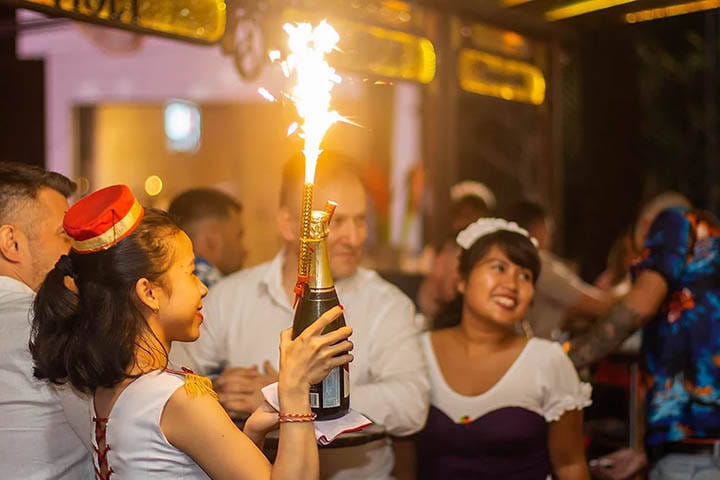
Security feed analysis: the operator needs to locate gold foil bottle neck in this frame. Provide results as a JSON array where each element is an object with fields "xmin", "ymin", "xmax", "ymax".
[
  {"xmin": 308, "ymin": 210, "xmax": 330, "ymax": 240},
  {"xmin": 308, "ymin": 210, "xmax": 334, "ymax": 290}
]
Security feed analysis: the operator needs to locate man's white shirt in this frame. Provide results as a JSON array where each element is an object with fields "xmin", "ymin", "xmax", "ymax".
[{"xmin": 0, "ymin": 275, "xmax": 92, "ymax": 479}]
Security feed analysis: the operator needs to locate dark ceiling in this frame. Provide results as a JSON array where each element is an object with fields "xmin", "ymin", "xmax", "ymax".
[{"xmin": 417, "ymin": 0, "xmax": 717, "ymax": 39}]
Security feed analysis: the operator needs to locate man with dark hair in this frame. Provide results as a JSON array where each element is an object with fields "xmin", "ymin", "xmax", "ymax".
[
  {"xmin": 174, "ymin": 152, "xmax": 429, "ymax": 479},
  {"xmin": 168, "ymin": 188, "xmax": 246, "ymax": 287},
  {"xmin": 0, "ymin": 162, "xmax": 76, "ymax": 291},
  {"xmin": 0, "ymin": 162, "xmax": 91, "ymax": 478},
  {"xmin": 504, "ymin": 199, "xmax": 616, "ymax": 339}
]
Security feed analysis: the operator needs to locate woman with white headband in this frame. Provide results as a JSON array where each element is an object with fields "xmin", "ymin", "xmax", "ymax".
[{"xmin": 414, "ymin": 218, "xmax": 592, "ymax": 480}]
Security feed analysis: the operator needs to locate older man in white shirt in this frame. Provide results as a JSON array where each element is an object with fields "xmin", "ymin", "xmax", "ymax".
[
  {"xmin": 174, "ymin": 153, "xmax": 429, "ymax": 479},
  {"xmin": 0, "ymin": 162, "xmax": 92, "ymax": 479}
]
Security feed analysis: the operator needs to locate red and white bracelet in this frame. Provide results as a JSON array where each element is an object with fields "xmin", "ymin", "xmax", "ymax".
[{"xmin": 279, "ymin": 412, "xmax": 317, "ymax": 423}]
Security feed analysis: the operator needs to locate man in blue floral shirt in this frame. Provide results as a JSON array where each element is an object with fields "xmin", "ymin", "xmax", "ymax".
[{"xmin": 569, "ymin": 193, "xmax": 720, "ymax": 479}]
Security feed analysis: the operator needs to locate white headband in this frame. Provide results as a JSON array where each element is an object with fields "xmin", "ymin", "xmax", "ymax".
[{"xmin": 456, "ymin": 217, "xmax": 539, "ymax": 250}]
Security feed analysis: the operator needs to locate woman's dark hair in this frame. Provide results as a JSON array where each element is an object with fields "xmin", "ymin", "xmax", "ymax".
[
  {"xmin": 432, "ymin": 230, "xmax": 541, "ymax": 330},
  {"xmin": 30, "ymin": 209, "xmax": 181, "ymax": 393}
]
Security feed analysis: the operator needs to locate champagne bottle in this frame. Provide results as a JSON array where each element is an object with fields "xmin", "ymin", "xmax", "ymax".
[{"xmin": 292, "ymin": 209, "xmax": 350, "ymax": 420}]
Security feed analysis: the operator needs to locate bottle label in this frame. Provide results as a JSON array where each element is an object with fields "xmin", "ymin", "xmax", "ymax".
[
  {"xmin": 322, "ymin": 367, "xmax": 341, "ymax": 408},
  {"xmin": 343, "ymin": 366, "xmax": 349, "ymax": 398}
]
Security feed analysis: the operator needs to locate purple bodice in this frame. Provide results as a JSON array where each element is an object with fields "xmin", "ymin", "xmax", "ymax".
[{"xmin": 416, "ymin": 406, "xmax": 552, "ymax": 480}]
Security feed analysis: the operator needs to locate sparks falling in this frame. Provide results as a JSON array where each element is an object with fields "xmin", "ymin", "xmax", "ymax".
[
  {"xmin": 282, "ymin": 20, "xmax": 342, "ymax": 183},
  {"xmin": 257, "ymin": 87, "xmax": 277, "ymax": 103}
]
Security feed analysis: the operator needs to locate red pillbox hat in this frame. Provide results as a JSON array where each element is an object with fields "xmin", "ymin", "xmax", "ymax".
[{"xmin": 64, "ymin": 185, "xmax": 144, "ymax": 254}]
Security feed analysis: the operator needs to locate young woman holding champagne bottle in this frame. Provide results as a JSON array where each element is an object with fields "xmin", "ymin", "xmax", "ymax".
[{"xmin": 30, "ymin": 185, "xmax": 353, "ymax": 480}]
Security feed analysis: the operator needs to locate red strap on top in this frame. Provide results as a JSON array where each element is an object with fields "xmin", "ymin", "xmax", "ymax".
[
  {"xmin": 293, "ymin": 275, "xmax": 309, "ymax": 307},
  {"xmin": 93, "ymin": 416, "xmax": 112, "ymax": 480}
]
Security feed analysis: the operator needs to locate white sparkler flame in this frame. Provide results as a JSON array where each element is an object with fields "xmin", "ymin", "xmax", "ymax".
[
  {"xmin": 257, "ymin": 87, "xmax": 277, "ymax": 102},
  {"xmin": 268, "ymin": 50, "xmax": 281, "ymax": 62},
  {"xmin": 287, "ymin": 122, "xmax": 299, "ymax": 136},
  {"xmin": 283, "ymin": 20, "xmax": 342, "ymax": 183}
]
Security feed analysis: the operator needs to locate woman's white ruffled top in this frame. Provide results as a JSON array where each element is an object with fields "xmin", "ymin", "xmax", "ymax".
[{"xmin": 421, "ymin": 334, "xmax": 592, "ymax": 424}]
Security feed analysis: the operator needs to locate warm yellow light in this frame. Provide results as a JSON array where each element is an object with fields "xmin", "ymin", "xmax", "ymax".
[
  {"xmin": 144, "ymin": 175, "xmax": 163, "ymax": 197},
  {"xmin": 468, "ymin": 23, "xmax": 530, "ymax": 60},
  {"xmin": 458, "ymin": 49, "xmax": 546, "ymax": 105},
  {"xmin": 545, "ymin": 0, "xmax": 638, "ymax": 21},
  {"xmin": 382, "ymin": 0, "xmax": 412, "ymax": 13},
  {"xmin": 502, "ymin": 0, "xmax": 534, "ymax": 6},
  {"xmin": 502, "ymin": 32, "xmax": 525, "ymax": 48},
  {"xmin": 365, "ymin": 26, "xmax": 436, "ymax": 84},
  {"xmin": 19, "ymin": 0, "xmax": 226, "ymax": 43},
  {"xmin": 625, "ymin": 0, "xmax": 720, "ymax": 23},
  {"xmin": 282, "ymin": 21, "xmax": 343, "ymax": 184}
]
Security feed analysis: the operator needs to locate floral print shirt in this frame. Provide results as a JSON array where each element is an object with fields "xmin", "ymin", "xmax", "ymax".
[
  {"xmin": 194, "ymin": 257, "xmax": 223, "ymax": 288},
  {"xmin": 633, "ymin": 207, "xmax": 720, "ymax": 447}
]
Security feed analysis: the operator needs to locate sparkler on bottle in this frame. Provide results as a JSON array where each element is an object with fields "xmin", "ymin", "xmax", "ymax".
[{"xmin": 278, "ymin": 20, "xmax": 343, "ymax": 302}]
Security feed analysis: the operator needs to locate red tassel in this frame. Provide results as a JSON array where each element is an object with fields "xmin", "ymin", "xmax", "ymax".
[{"xmin": 293, "ymin": 275, "xmax": 309, "ymax": 308}]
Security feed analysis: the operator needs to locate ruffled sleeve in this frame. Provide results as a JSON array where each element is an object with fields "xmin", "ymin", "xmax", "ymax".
[{"xmin": 539, "ymin": 341, "xmax": 592, "ymax": 422}]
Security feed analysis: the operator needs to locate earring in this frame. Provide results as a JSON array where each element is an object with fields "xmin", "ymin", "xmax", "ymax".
[{"xmin": 152, "ymin": 305, "xmax": 160, "ymax": 314}]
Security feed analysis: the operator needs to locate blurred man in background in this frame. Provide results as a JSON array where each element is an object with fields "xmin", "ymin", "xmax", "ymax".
[{"xmin": 168, "ymin": 187, "xmax": 246, "ymax": 287}]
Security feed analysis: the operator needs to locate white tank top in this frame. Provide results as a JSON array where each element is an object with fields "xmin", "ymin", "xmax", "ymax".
[{"xmin": 92, "ymin": 370, "xmax": 211, "ymax": 479}]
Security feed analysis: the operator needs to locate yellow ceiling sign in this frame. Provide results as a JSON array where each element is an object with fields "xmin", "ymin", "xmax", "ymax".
[
  {"xmin": 545, "ymin": 0, "xmax": 638, "ymax": 21},
  {"xmin": 12, "ymin": 0, "xmax": 226, "ymax": 43},
  {"xmin": 458, "ymin": 49, "xmax": 546, "ymax": 105},
  {"xmin": 625, "ymin": 0, "xmax": 720, "ymax": 23}
]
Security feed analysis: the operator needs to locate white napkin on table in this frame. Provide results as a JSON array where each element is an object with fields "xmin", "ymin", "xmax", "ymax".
[{"xmin": 261, "ymin": 382, "xmax": 372, "ymax": 445}]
